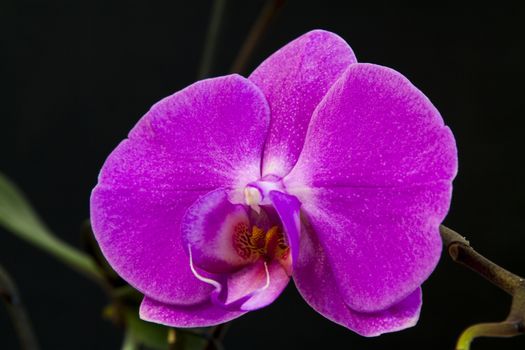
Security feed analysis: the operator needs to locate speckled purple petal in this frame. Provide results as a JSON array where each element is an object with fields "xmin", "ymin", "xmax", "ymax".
[
  {"xmin": 286, "ymin": 64, "xmax": 457, "ymax": 312},
  {"xmin": 286, "ymin": 63, "xmax": 457, "ymax": 187},
  {"xmin": 293, "ymin": 224, "xmax": 422, "ymax": 336},
  {"xmin": 91, "ymin": 75, "xmax": 270, "ymax": 304},
  {"xmin": 296, "ymin": 185, "xmax": 449, "ymax": 313},
  {"xmin": 140, "ymin": 297, "xmax": 246, "ymax": 328},
  {"xmin": 249, "ymin": 30, "xmax": 357, "ymax": 177}
]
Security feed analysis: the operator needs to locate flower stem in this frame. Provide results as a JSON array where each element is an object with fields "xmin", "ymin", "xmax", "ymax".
[
  {"xmin": 0, "ymin": 172, "xmax": 106, "ymax": 286},
  {"xmin": 198, "ymin": 0, "xmax": 228, "ymax": 79},
  {"xmin": 167, "ymin": 328, "xmax": 177, "ymax": 350},
  {"xmin": 0, "ymin": 264, "xmax": 40, "ymax": 350},
  {"xmin": 440, "ymin": 225, "xmax": 525, "ymax": 349},
  {"xmin": 204, "ymin": 322, "xmax": 231, "ymax": 350},
  {"xmin": 121, "ymin": 330, "xmax": 138, "ymax": 350},
  {"xmin": 26, "ymin": 230, "xmax": 106, "ymax": 284},
  {"xmin": 456, "ymin": 322, "xmax": 523, "ymax": 350},
  {"xmin": 230, "ymin": 0, "xmax": 286, "ymax": 74}
]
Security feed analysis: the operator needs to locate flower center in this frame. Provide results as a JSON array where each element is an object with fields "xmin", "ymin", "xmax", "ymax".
[
  {"xmin": 243, "ymin": 175, "xmax": 285, "ymax": 212},
  {"xmin": 232, "ymin": 223, "xmax": 290, "ymax": 262}
]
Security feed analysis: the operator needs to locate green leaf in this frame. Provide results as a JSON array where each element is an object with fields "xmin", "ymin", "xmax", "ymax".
[{"xmin": 0, "ymin": 171, "xmax": 105, "ymax": 282}]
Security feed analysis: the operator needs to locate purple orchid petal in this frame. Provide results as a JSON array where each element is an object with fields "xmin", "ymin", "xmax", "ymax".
[
  {"xmin": 188, "ymin": 251, "xmax": 289, "ymax": 312},
  {"xmin": 220, "ymin": 259, "xmax": 289, "ymax": 311},
  {"xmin": 90, "ymin": 75, "xmax": 270, "ymax": 304},
  {"xmin": 181, "ymin": 188, "xmax": 253, "ymax": 274},
  {"xmin": 286, "ymin": 64, "xmax": 457, "ymax": 312},
  {"xmin": 140, "ymin": 297, "xmax": 246, "ymax": 328},
  {"xmin": 295, "ymin": 185, "xmax": 448, "ymax": 314},
  {"xmin": 286, "ymin": 63, "xmax": 457, "ymax": 187},
  {"xmin": 249, "ymin": 30, "xmax": 357, "ymax": 177},
  {"xmin": 92, "ymin": 185, "xmax": 213, "ymax": 305},
  {"xmin": 138, "ymin": 253, "xmax": 293, "ymax": 327},
  {"xmin": 294, "ymin": 224, "xmax": 422, "ymax": 336},
  {"xmin": 268, "ymin": 190, "xmax": 301, "ymax": 270}
]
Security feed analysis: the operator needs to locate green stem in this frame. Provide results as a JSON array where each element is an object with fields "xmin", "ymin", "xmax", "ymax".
[
  {"xmin": 11, "ymin": 226, "xmax": 106, "ymax": 285},
  {"xmin": 121, "ymin": 330, "xmax": 138, "ymax": 350},
  {"xmin": 456, "ymin": 322, "xmax": 522, "ymax": 350},
  {"xmin": 0, "ymin": 172, "xmax": 106, "ymax": 285},
  {"xmin": 0, "ymin": 264, "xmax": 40, "ymax": 350}
]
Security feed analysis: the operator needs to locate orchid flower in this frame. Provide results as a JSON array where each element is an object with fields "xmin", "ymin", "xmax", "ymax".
[{"xmin": 90, "ymin": 30, "xmax": 457, "ymax": 336}]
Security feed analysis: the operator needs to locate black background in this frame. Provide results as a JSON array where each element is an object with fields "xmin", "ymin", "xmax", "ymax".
[{"xmin": 2, "ymin": 1, "xmax": 525, "ymax": 349}]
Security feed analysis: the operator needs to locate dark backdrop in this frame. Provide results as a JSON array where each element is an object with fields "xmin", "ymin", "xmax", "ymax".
[{"xmin": 1, "ymin": 1, "xmax": 524, "ymax": 349}]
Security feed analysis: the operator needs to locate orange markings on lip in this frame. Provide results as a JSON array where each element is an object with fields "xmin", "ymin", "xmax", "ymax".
[{"xmin": 232, "ymin": 223, "xmax": 290, "ymax": 262}]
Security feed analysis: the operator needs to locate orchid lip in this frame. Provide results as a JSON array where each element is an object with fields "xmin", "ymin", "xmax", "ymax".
[
  {"xmin": 188, "ymin": 244, "xmax": 272, "ymax": 311},
  {"xmin": 180, "ymin": 186, "xmax": 294, "ymax": 311}
]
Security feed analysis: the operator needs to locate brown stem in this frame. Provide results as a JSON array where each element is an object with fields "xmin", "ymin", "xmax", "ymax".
[
  {"xmin": 198, "ymin": 0, "xmax": 228, "ymax": 79},
  {"xmin": 440, "ymin": 225, "xmax": 525, "ymax": 349},
  {"xmin": 230, "ymin": 0, "xmax": 286, "ymax": 74},
  {"xmin": 204, "ymin": 322, "xmax": 231, "ymax": 350},
  {"xmin": 0, "ymin": 264, "xmax": 40, "ymax": 350}
]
